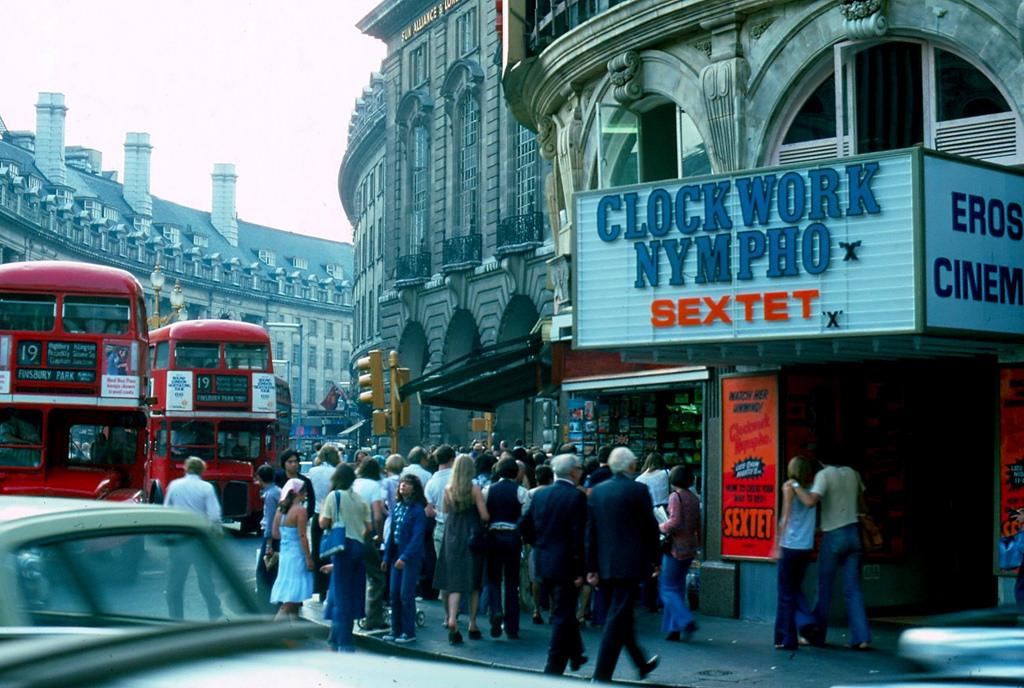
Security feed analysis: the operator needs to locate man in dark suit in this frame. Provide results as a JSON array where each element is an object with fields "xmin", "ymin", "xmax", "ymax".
[
  {"xmin": 586, "ymin": 447, "xmax": 661, "ymax": 682},
  {"xmin": 519, "ymin": 453, "xmax": 588, "ymax": 675}
]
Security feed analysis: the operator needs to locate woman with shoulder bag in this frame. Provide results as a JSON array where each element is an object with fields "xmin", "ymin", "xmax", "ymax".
[
  {"xmin": 659, "ymin": 465, "xmax": 701, "ymax": 642},
  {"xmin": 319, "ymin": 464, "xmax": 371, "ymax": 652}
]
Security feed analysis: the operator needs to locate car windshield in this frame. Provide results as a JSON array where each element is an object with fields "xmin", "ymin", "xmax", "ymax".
[{"xmin": 8, "ymin": 529, "xmax": 254, "ymax": 626}]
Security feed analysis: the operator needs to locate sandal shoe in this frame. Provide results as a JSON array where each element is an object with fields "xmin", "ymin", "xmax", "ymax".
[
  {"xmin": 448, "ymin": 628, "xmax": 463, "ymax": 645},
  {"xmin": 468, "ymin": 628, "xmax": 482, "ymax": 640},
  {"xmin": 533, "ymin": 612, "xmax": 544, "ymax": 625}
]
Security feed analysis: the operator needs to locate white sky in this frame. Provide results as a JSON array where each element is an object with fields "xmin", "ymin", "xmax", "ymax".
[{"xmin": 2, "ymin": 0, "xmax": 387, "ymax": 243}]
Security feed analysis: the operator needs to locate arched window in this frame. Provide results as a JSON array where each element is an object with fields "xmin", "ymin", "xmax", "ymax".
[
  {"xmin": 397, "ymin": 90, "xmax": 434, "ymax": 255},
  {"xmin": 776, "ymin": 41, "xmax": 1018, "ymax": 165},
  {"xmin": 441, "ymin": 59, "xmax": 485, "ymax": 237},
  {"xmin": 455, "ymin": 93, "xmax": 480, "ymax": 234},
  {"xmin": 411, "ymin": 124, "xmax": 429, "ymax": 250}
]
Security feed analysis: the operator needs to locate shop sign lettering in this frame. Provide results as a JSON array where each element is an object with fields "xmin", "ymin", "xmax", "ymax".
[
  {"xmin": 574, "ymin": 151, "xmax": 917, "ymax": 348},
  {"xmin": 402, "ymin": 0, "xmax": 463, "ymax": 40}
]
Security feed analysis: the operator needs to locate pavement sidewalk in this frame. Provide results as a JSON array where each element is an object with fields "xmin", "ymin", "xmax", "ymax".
[{"xmin": 302, "ymin": 597, "xmax": 917, "ymax": 688}]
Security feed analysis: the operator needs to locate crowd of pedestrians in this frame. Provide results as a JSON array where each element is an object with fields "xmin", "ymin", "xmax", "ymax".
[
  {"xmin": 249, "ymin": 438, "xmax": 702, "ymax": 680},
  {"xmin": 163, "ymin": 423, "xmax": 878, "ymax": 675}
]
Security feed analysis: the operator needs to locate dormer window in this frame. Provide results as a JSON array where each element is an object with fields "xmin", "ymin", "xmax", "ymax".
[
  {"xmin": 293, "ymin": 256, "xmax": 308, "ymax": 270},
  {"xmin": 259, "ymin": 249, "xmax": 276, "ymax": 267},
  {"xmin": 192, "ymin": 234, "xmax": 209, "ymax": 248},
  {"xmin": 325, "ymin": 263, "xmax": 344, "ymax": 279},
  {"xmin": 161, "ymin": 226, "xmax": 180, "ymax": 243}
]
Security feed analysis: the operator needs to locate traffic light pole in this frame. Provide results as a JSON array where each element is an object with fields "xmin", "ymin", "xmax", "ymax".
[{"xmin": 359, "ymin": 349, "xmax": 410, "ymax": 454}]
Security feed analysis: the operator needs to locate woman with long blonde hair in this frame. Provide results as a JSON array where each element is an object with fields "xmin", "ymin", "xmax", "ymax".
[{"xmin": 433, "ymin": 453, "xmax": 489, "ymax": 644}]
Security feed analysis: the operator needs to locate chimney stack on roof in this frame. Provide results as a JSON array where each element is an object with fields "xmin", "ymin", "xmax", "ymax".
[
  {"xmin": 211, "ymin": 163, "xmax": 239, "ymax": 247},
  {"xmin": 123, "ymin": 133, "xmax": 153, "ymax": 217},
  {"xmin": 34, "ymin": 93, "xmax": 67, "ymax": 185}
]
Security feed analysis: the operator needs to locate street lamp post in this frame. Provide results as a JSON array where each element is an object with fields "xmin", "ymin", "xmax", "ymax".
[
  {"xmin": 148, "ymin": 262, "xmax": 187, "ymax": 329},
  {"xmin": 266, "ymin": 322, "xmax": 303, "ymax": 442}
]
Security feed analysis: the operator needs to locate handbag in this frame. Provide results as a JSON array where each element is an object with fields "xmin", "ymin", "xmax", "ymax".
[
  {"xmin": 999, "ymin": 530, "xmax": 1024, "ymax": 570},
  {"xmin": 263, "ymin": 550, "xmax": 279, "ymax": 569},
  {"xmin": 468, "ymin": 527, "xmax": 492, "ymax": 554},
  {"xmin": 319, "ymin": 491, "xmax": 346, "ymax": 560},
  {"xmin": 858, "ymin": 513, "xmax": 883, "ymax": 553}
]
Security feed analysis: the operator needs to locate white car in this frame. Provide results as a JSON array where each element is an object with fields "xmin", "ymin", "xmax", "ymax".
[{"xmin": 0, "ymin": 496, "xmax": 262, "ymax": 628}]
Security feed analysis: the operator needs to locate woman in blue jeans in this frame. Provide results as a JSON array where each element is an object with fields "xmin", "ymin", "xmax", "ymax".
[
  {"xmin": 793, "ymin": 452, "xmax": 871, "ymax": 649},
  {"xmin": 319, "ymin": 464, "xmax": 372, "ymax": 652},
  {"xmin": 659, "ymin": 465, "xmax": 701, "ymax": 642},
  {"xmin": 383, "ymin": 474, "xmax": 427, "ymax": 643},
  {"xmin": 773, "ymin": 456, "xmax": 818, "ymax": 650}
]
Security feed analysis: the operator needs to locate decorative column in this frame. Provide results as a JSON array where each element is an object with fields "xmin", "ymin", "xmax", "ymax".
[{"xmin": 699, "ymin": 18, "xmax": 748, "ymax": 172}]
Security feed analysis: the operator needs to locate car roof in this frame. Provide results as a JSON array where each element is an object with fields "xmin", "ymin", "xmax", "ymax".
[{"xmin": 0, "ymin": 496, "xmax": 213, "ymax": 537}]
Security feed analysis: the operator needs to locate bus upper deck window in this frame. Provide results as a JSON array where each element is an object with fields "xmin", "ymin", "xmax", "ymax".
[
  {"xmin": 174, "ymin": 343, "xmax": 220, "ymax": 369},
  {"xmin": 0, "ymin": 296, "xmax": 56, "ymax": 332},
  {"xmin": 63, "ymin": 297, "xmax": 131, "ymax": 335}
]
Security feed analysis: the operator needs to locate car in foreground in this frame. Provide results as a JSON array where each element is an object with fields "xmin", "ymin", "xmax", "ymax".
[
  {"xmin": 832, "ymin": 605, "xmax": 1024, "ymax": 688},
  {"xmin": 0, "ymin": 495, "xmax": 263, "ymax": 628},
  {"xmin": 0, "ymin": 618, "xmax": 567, "ymax": 688}
]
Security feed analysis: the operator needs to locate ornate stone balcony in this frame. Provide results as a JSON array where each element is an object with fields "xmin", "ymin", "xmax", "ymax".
[
  {"xmin": 441, "ymin": 233, "xmax": 482, "ymax": 274},
  {"xmin": 394, "ymin": 251, "xmax": 432, "ymax": 288},
  {"xmin": 496, "ymin": 212, "xmax": 545, "ymax": 257}
]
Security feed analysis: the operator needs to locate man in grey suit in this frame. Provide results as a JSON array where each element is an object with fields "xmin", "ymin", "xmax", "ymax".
[
  {"xmin": 519, "ymin": 453, "xmax": 588, "ymax": 675},
  {"xmin": 586, "ymin": 447, "xmax": 661, "ymax": 682}
]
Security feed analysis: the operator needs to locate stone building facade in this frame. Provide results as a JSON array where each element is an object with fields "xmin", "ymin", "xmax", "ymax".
[
  {"xmin": 0, "ymin": 93, "xmax": 355, "ymax": 445},
  {"xmin": 341, "ymin": 0, "xmax": 555, "ymax": 451},
  {"xmin": 503, "ymin": 0, "xmax": 1024, "ymax": 618}
]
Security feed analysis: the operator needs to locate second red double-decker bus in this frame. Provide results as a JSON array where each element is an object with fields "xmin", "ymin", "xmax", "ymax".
[
  {"xmin": 0, "ymin": 261, "xmax": 149, "ymax": 501},
  {"xmin": 147, "ymin": 319, "xmax": 281, "ymax": 530}
]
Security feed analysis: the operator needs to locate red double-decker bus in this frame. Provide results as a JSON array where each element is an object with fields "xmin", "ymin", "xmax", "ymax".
[
  {"xmin": 147, "ymin": 319, "xmax": 282, "ymax": 530},
  {"xmin": 0, "ymin": 261, "xmax": 149, "ymax": 501}
]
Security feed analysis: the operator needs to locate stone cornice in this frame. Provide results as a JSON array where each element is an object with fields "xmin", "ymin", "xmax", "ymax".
[{"xmin": 514, "ymin": 0, "xmax": 798, "ymax": 123}]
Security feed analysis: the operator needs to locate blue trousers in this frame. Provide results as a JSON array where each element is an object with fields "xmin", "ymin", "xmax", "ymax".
[
  {"xmin": 659, "ymin": 554, "xmax": 694, "ymax": 632},
  {"xmin": 774, "ymin": 547, "xmax": 816, "ymax": 648},
  {"xmin": 326, "ymin": 539, "xmax": 365, "ymax": 651},
  {"xmin": 390, "ymin": 556, "xmax": 423, "ymax": 638},
  {"xmin": 814, "ymin": 524, "xmax": 870, "ymax": 646}
]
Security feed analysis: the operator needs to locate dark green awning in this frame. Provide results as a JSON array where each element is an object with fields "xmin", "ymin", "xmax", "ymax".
[{"xmin": 400, "ymin": 334, "xmax": 549, "ymax": 412}]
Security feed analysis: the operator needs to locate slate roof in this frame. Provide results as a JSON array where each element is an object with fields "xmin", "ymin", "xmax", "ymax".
[{"xmin": 0, "ymin": 135, "xmax": 353, "ymax": 287}]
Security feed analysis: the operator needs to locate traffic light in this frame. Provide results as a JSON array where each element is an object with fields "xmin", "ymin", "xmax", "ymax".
[
  {"xmin": 357, "ymin": 350, "xmax": 384, "ymax": 409},
  {"xmin": 389, "ymin": 350, "xmax": 410, "ymax": 428},
  {"xmin": 372, "ymin": 409, "xmax": 388, "ymax": 436}
]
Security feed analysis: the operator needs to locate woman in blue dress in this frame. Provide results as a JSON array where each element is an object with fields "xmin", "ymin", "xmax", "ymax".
[
  {"xmin": 382, "ymin": 473, "xmax": 427, "ymax": 643},
  {"xmin": 270, "ymin": 478, "xmax": 314, "ymax": 620}
]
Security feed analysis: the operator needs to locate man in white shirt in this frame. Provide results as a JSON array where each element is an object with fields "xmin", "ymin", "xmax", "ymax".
[
  {"xmin": 308, "ymin": 444, "xmax": 340, "ymax": 601},
  {"xmin": 401, "ymin": 445, "xmax": 433, "ymax": 486},
  {"xmin": 353, "ymin": 459, "xmax": 387, "ymax": 629},
  {"xmin": 164, "ymin": 456, "xmax": 223, "ymax": 619}
]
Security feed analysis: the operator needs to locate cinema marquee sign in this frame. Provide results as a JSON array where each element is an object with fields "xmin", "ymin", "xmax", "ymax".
[{"xmin": 574, "ymin": 148, "xmax": 1024, "ymax": 349}]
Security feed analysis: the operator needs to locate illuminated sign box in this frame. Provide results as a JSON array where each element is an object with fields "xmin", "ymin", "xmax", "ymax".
[{"xmin": 574, "ymin": 148, "xmax": 1024, "ymax": 349}]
